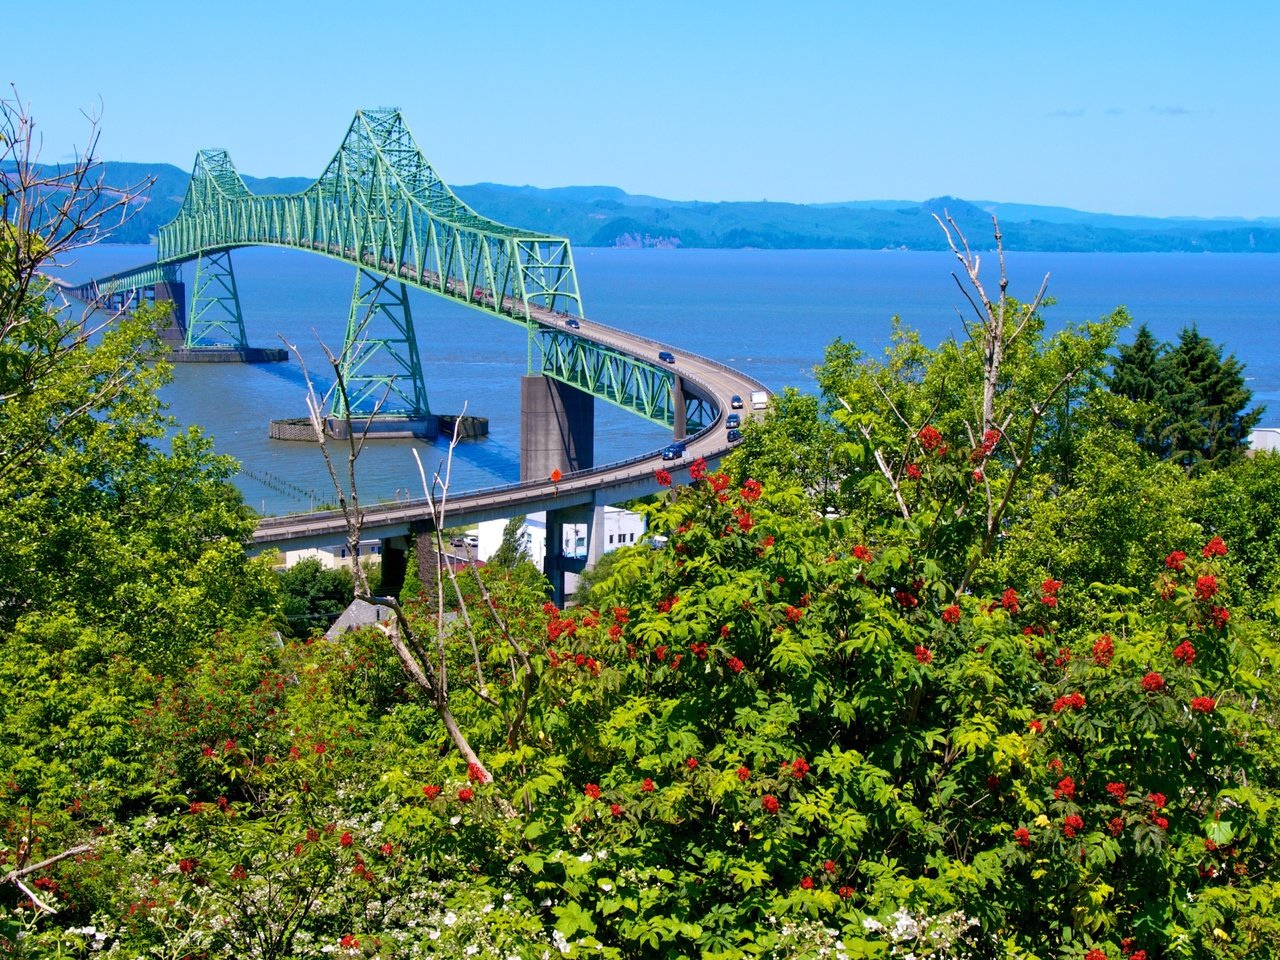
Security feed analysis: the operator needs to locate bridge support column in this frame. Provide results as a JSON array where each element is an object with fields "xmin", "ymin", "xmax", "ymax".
[
  {"xmin": 331, "ymin": 269, "xmax": 434, "ymax": 437},
  {"xmin": 521, "ymin": 375, "xmax": 594, "ymax": 483},
  {"xmin": 153, "ymin": 279, "xmax": 187, "ymax": 344},
  {"xmin": 189, "ymin": 249, "xmax": 249, "ymax": 349},
  {"xmin": 543, "ymin": 504, "xmax": 590, "ymax": 608},
  {"xmin": 380, "ymin": 536, "xmax": 409, "ymax": 600},
  {"xmin": 586, "ymin": 501, "xmax": 608, "ymax": 568},
  {"xmin": 672, "ymin": 376, "xmax": 687, "ymax": 441}
]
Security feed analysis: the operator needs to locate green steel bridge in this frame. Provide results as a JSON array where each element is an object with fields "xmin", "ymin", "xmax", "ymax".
[{"xmin": 73, "ymin": 108, "xmax": 714, "ymax": 432}]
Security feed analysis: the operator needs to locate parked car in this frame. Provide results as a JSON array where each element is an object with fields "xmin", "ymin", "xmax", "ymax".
[
  {"xmin": 730, "ymin": 395, "xmax": 744, "ymax": 409},
  {"xmin": 726, "ymin": 429, "xmax": 742, "ymax": 443},
  {"xmin": 658, "ymin": 350, "xmax": 676, "ymax": 364},
  {"xmin": 661, "ymin": 440, "xmax": 686, "ymax": 460},
  {"xmin": 564, "ymin": 317, "xmax": 581, "ymax": 329},
  {"xmin": 725, "ymin": 413, "xmax": 741, "ymax": 429}
]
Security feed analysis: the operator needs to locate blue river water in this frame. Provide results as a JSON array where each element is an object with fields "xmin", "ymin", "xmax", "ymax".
[{"xmin": 59, "ymin": 246, "xmax": 1280, "ymax": 515}]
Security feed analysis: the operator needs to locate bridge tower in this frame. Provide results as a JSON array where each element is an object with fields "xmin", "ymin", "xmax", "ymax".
[
  {"xmin": 328, "ymin": 268, "xmax": 435, "ymax": 437},
  {"xmin": 188, "ymin": 249, "xmax": 248, "ymax": 349}
]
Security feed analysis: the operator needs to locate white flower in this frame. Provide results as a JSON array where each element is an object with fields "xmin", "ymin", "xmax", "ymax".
[
  {"xmin": 503, "ymin": 893, "xmax": 513, "ymax": 902},
  {"xmin": 578, "ymin": 852, "xmax": 592, "ymax": 863},
  {"xmin": 450, "ymin": 815, "xmax": 462, "ymax": 825},
  {"xmin": 483, "ymin": 903, "xmax": 494, "ymax": 913},
  {"xmin": 444, "ymin": 911, "xmax": 458, "ymax": 927},
  {"xmin": 600, "ymin": 881, "xmax": 613, "ymax": 892},
  {"xmin": 465, "ymin": 946, "xmax": 479, "ymax": 956},
  {"xmin": 428, "ymin": 928, "xmax": 441, "ymax": 940},
  {"xmin": 595, "ymin": 849, "xmax": 608, "ymax": 860}
]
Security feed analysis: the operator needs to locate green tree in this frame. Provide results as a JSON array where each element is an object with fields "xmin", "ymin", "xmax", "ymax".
[
  {"xmin": 731, "ymin": 386, "xmax": 851, "ymax": 511},
  {"xmin": 1110, "ymin": 322, "xmax": 1165, "ymax": 405},
  {"xmin": 277, "ymin": 557, "xmax": 355, "ymax": 635},
  {"xmin": 1160, "ymin": 326, "xmax": 1263, "ymax": 472},
  {"xmin": 1110, "ymin": 324, "xmax": 1263, "ymax": 472},
  {"xmin": 489, "ymin": 515, "xmax": 529, "ymax": 569},
  {"xmin": 797, "ymin": 219, "xmax": 1126, "ymax": 591},
  {"xmin": 981, "ymin": 424, "xmax": 1202, "ymax": 619},
  {"xmin": 1109, "ymin": 321, "xmax": 1167, "ymax": 453},
  {"xmin": 1192, "ymin": 451, "xmax": 1280, "ymax": 607},
  {"xmin": 0, "ymin": 97, "xmax": 280, "ymax": 943}
]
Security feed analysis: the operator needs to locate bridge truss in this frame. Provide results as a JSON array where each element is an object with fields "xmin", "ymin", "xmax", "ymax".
[{"xmin": 80, "ymin": 109, "xmax": 703, "ymax": 431}]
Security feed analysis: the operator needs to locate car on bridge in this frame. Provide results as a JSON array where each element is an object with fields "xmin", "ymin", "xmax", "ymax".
[
  {"xmin": 661, "ymin": 440, "xmax": 686, "ymax": 460},
  {"xmin": 658, "ymin": 350, "xmax": 676, "ymax": 364},
  {"xmin": 730, "ymin": 395, "xmax": 744, "ymax": 409},
  {"xmin": 564, "ymin": 317, "xmax": 581, "ymax": 329},
  {"xmin": 727, "ymin": 429, "xmax": 742, "ymax": 443},
  {"xmin": 726, "ymin": 413, "xmax": 741, "ymax": 429}
]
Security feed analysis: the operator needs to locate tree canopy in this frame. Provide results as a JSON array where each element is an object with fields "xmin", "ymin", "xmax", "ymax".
[{"xmin": 1110, "ymin": 323, "xmax": 1263, "ymax": 472}]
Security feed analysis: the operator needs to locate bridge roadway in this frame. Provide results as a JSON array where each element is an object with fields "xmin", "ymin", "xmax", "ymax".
[{"xmin": 249, "ymin": 311, "xmax": 768, "ymax": 554}]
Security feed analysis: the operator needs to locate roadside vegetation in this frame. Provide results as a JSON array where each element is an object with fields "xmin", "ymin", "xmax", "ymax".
[{"xmin": 4, "ymin": 98, "xmax": 1280, "ymax": 959}]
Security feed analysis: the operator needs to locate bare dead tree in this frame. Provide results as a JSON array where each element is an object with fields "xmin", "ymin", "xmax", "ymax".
[
  {"xmin": 283, "ymin": 329, "xmax": 537, "ymax": 784},
  {"xmin": 857, "ymin": 215, "xmax": 1089, "ymax": 593},
  {"xmin": 1, "ymin": 87, "xmax": 155, "ymax": 362},
  {"xmin": 0, "ymin": 90, "xmax": 157, "ymax": 480},
  {"xmin": 934, "ymin": 214, "xmax": 1083, "ymax": 592}
]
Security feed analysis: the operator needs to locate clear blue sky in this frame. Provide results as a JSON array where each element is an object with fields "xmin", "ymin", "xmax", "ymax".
[{"xmin": 8, "ymin": 0, "xmax": 1277, "ymax": 218}]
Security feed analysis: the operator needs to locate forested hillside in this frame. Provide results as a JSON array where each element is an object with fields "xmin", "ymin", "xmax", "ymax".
[{"xmin": 25, "ymin": 157, "xmax": 1280, "ymax": 252}]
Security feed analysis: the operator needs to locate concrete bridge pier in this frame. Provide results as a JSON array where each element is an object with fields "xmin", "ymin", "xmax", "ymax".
[
  {"xmin": 543, "ymin": 504, "xmax": 588, "ymax": 608},
  {"xmin": 544, "ymin": 498, "xmax": 610, "ymax": 608},
  {"xmin": 379, "ymin": 536, "xmax": 410, "ymax": 600},
  {"xmin": 520, "ymin": 375, "xmax": 594, "ymax": 482},
  {"xmin": 673, "ymin": 375, "xmax": 687, "ymax": 441},
  {"xmin": 152, "ymin": 279, "xmax": 187, "ymax": 344}
]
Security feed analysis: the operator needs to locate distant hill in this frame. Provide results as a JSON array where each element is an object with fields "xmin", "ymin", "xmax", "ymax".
[{"xmin": 62, "ymin": 160, "xmax": 1280, "ymax": 253}]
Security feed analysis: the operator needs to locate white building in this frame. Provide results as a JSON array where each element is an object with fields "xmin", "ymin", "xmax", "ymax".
[
  {"xmin": 1250, "ymin": 428, "xmax": 1280, "ymax": 453},
  {"xmin": 277, "ymin": 540, "xmax": 383, "ymax": 570},
  {"xmin": 274, "ymin": 507, "xmax": 647, "ymax": 595},
  {"xmin": 473, "ymin": 506, "xmax": 647, "ymax": 569}
]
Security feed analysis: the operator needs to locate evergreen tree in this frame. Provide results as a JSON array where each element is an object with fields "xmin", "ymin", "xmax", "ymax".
[
  {"xmin": 1110, "ymin": 322, "xmax": 1165, "ymax": 405},
  {"xmin": 1111, "ymin": 325, "xmax": 1172, "ymax": 404},
  {"xmin": 1109, "ymin": 324, "xmax": 1263, "ymax": 471},
  {"xmin": 1159, "ymin": 326, "xmax": 1263, "ymax": 472},
  {"xmin": 1109, "ymin": 322, "xmax": 1168, "ymax": 456},
  {"xmin": 489, "ymin": 516, "xmax": 528, "ymax": 569}
]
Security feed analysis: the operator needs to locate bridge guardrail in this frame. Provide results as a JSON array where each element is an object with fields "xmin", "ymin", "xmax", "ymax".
[{"xmin": 254, "ymin": 421, "xmax": 716, "ymax": 531}]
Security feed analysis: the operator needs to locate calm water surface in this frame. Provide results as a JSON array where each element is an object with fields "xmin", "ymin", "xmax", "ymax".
[{"xmin": 59, "ymin": 246, "xmax": 1280, "ymax": 514}]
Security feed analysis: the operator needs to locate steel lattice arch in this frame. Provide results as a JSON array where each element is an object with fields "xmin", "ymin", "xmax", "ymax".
[{"xmin": 75, "ymin": 108, "xmax": 709, "ymax": 432}]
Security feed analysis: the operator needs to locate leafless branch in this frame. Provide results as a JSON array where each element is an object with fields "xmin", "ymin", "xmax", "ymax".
[
  {"xmin": 858, "ymin": 420, "xmax": 910, "ymax": 521},
  {"xmin": 3, "ymin": 842, "xmax": 93, "ymax": 914},
  {"xmin": 1, "ymin": 90, "xmax": 159, "ymax": 471},
  {"xmin": 872, "ymin": 378, "xmax": 913, "ymax": 433}
]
